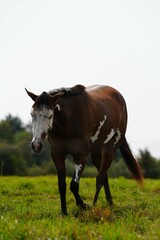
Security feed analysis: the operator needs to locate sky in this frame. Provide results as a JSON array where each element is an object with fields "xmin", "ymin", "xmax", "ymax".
[{"xmin": 0, "ymin": 0, "xmax": 160, "ymax": 158}]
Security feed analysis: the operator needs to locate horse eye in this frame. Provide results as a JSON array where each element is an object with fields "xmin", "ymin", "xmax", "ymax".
[{"xmin": 48, "ymin": 114, "xmax": 53, "ymax": 120}]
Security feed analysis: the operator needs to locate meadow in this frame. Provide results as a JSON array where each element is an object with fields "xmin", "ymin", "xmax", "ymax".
[{"xmin": 0, "ymin": 176, "xmax": 160, "ymax": 240}]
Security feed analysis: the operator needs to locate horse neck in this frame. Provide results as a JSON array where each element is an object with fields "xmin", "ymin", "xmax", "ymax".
[
  {"xmin": 52, "ymin": 95, "xmax": 91, "ymax": 136},
  {"xmin": 52, "ymin": 98, "xmax": 74, "ymax": 131}
]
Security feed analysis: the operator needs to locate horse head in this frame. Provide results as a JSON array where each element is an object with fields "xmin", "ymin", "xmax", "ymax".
[{"xmin": 25, "ymin": 88, "xmax": 63, "ymax": 153}]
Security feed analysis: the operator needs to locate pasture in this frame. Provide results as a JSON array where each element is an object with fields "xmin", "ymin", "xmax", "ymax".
[{"xmin": 0, "ymin": 176, "xmax": 160, "ymax": 240}]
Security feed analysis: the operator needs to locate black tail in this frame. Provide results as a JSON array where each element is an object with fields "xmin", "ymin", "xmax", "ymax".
[{"xmin": 119, "ymin": 137, "xmax": 144, "ymax": 185}]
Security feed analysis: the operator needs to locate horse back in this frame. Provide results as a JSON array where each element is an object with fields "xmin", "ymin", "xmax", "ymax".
[{"xmin": 86, "ymin": 85, "xmax": 127, "ymax": 129}]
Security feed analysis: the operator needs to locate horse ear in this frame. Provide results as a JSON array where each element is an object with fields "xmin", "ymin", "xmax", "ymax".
[
  {"xmin": 50, "ymin": 92, "xmax": 64, "ymax": 106},
  {"xmin": 25, "ymin": 88, "xmax": 38, "ymax": 102}
]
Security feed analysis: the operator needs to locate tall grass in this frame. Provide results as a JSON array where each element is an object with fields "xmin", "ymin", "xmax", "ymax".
[{"xmin": 1, "ymin": 176, "xmax": 160, "ymax": 239}]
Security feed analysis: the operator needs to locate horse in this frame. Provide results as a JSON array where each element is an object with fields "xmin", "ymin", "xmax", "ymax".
[{"xmin": 26, "ymin": 84, "xmax": 143, "ymax": 215}]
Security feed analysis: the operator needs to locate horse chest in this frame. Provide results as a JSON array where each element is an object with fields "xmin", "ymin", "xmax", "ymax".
[{"xmin": 49, "ymin": 135, "xmax": 90, "ymax": 155}]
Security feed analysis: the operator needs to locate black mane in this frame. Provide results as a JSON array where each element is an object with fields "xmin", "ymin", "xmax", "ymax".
[
  {"xmin": 33, "ymin": 85, "xmax": 85, "ymax": 109},
  {"xmin": 48, "ymin": 84, "xmax": 85, "ymax": 97}
]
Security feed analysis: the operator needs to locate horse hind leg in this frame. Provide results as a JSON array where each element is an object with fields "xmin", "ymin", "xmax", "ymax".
[
  {"xmin": 93, "ymin": 174, "xmax": 104, "ymax": 205},
  {"xmin": 91, "ymin": 152, "xmax": 102, "ymax": 205},
  {"xmin": 93, "ymin": 173, "xmax": 113, "ymax": 205},
  {"xmin": 103, "ymin": 174, "xmax": 113, "ymax": 206},
  {"xmin": 93, "ymin": 151, "xmax": 114, "ymax": 206}
]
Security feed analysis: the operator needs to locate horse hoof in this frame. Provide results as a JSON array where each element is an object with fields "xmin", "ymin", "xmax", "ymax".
[{"xmin": 79, "ymin": 202, "xmax": 90, "ymax": 210}]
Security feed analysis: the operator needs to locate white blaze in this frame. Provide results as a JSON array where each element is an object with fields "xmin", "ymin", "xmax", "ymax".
[
  {"xmin": 90, "ymin": 115, "xmax": 107, "ymax": 143},
  {"xmin": 31, "ymin": 107, "xmax": 53, "ymax": 143}
]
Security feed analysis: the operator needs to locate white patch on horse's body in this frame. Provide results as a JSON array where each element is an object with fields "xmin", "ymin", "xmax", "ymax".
[
  {"xmin": 31, "ymin": 106, "xmax": 53, "ymax": 146},
  {"xmin": 90, "ymin": 115, "xmax": 107, "ymax": 143},
  {"xmin": 114, "ymin": 128, "xmax": 121, "ymax": 147},
  {"xmin": 56, "ymin": 104, "xmax": 61, "ymax": 111},
  {"xmin": 103, "ymin": 128, "xmax": 115, "ymax": 144},
  {"xmin": 74, "ymin": 164, "xmax": 82, "ymax": 182}
]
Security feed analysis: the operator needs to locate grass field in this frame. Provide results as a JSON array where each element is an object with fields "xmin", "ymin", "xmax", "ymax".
[{"xmin": 0, "ymin": 176, "xmax": 160, "ymax": 240}]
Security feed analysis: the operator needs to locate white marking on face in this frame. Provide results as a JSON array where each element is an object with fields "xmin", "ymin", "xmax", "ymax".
[
  {"xmin": 56, "ymin": 104, "xmax": 61, "ymax": 111},
  {"xmin": 90, "ymin": 115, "xmax": 107, "ymax": 143},
  {"xmin": 74, "ymin": 164, "xmax": 82, "ymax": 182},
  {"xmin": 103, "ymin": 128, "xmax": 115, "ymax": 144},
  {"xmin": 114, "ymin": 128, "xmax": 121, "ymax": 147},
  {"xmin": 31, "ymin": 106, "xmax": 53, "ymax": 145}
]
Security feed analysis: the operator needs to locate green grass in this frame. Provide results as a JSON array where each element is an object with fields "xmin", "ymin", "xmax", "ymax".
[{"xmin": 0, "ymin": 176, "xmax": 160, "ymax": 240}]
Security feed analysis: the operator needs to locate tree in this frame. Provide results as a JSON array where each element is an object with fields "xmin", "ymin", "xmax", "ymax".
[
  {"xmin": 14, "ymin": 131, "xmax": 33, "ymax": 167},
  {"xmin": 0, "ymin": 144, "xmax": 27, "ymax": 175},
  {"xmin": 6, "ymin": 114, "xmax": 25, "ymax": 133},
  {"xmin": 0, "ymin": 115, "xmax": 25, "ymax": 144},
  {"xmin": 0, "ymin": 115, "xmax": 28, "ymax": 175},
  {"xmin": 0, "ymin": 121, "xmax": 14, "ymax": 143},
  {"xmin": 139, "ymin": 149, "xmax": 160, "ymax": 179}
]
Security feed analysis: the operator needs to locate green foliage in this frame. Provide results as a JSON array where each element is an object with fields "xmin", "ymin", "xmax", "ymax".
[
  {"xmin": 139, "ymin": 149, "xmax": 160, "ymax": 178},
  {"xmin": 0, "ymin": 144, "xmax": 27, "ymax": 175},
  {"xmin": 0, "ymin": 121, "xmax": 14, "ymax": 143},
  {"xmin": 1, "ymin": 177, "xmax": 160, "ymax": 239},
  {"xmin": 6, "ymin": 114, "xmax": 25, "ymax": 133},
  {"xmin": 108, "ymin": 158, "xmax": 131, "ymax": 178}
]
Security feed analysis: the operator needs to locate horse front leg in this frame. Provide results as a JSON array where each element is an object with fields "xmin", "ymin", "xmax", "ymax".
[
  {"xmin": 52, "ymin": 153, "xmax": 68, "ymax": 215},
  {"xmin": 57, "ymin": 168, "xmax": 67, "ymax": 215},
  {"xmin": 70, "ymin": 155, "xmax": 87, "ymax": 210}
]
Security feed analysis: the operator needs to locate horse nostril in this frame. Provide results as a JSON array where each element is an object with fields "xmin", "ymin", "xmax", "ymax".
[{"xmin": 31, "ymin": 141, "xmax": 43, "ymax": 153}]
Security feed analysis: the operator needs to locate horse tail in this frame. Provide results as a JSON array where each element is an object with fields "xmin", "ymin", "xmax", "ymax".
[{"xmin": 119, "ymin": 137, "xmax": 144, "ymax": 185}]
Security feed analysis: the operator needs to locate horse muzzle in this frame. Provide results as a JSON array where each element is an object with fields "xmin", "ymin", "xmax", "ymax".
[{"xmin": 31, "ymin": 140, "xmax": 43, "ymax": 154}]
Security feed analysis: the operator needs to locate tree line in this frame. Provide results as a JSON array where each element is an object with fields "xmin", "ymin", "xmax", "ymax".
[{"xmin": 0, "ymin": 114, "xmax": 160, "ymax": 178}]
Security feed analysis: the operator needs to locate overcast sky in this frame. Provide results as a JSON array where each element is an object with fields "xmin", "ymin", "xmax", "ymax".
[{"xmin": 0, "ymin": 0, "xmax": 160, "ymax": 158}]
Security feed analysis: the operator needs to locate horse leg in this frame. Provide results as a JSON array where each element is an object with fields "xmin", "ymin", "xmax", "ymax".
[
  {"xmin": 51, "ymin": 153, "xmax": 68, "ymax": 215},
  {"xmin": 91, "ymin": 151, "xmax": 102, "ymax": 205},
  {"xmin": 103, "ymin": 174, "xmax": 113, "ymax": 206},
  {"xmin": 70, "ymin": 155, "xmax": 87, "ymax": 209},
  {"xmin": 93, "ymin": 174, "xmax": 104, "ymax": 205},
  {"xmin": 93, "ymin": 151, "xmax": 114, "ymax": 206}
]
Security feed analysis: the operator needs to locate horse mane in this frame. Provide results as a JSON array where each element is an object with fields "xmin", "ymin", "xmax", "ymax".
[
  {"xmin": 33, "ymin": 91, "xmax": 52, "ymax": 110},
  {"xmin": 33, "ymin": 85, "xmax": 85, "ymax": 110},
  {"xmin": 48, "ymin": 84, "xmax": 86, "ymax": 97}
]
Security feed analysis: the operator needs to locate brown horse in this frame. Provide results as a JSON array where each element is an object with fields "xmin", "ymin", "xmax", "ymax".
[{"xmin": 26, "ymin": 84, "xmax": 143, "ymax": 215}]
